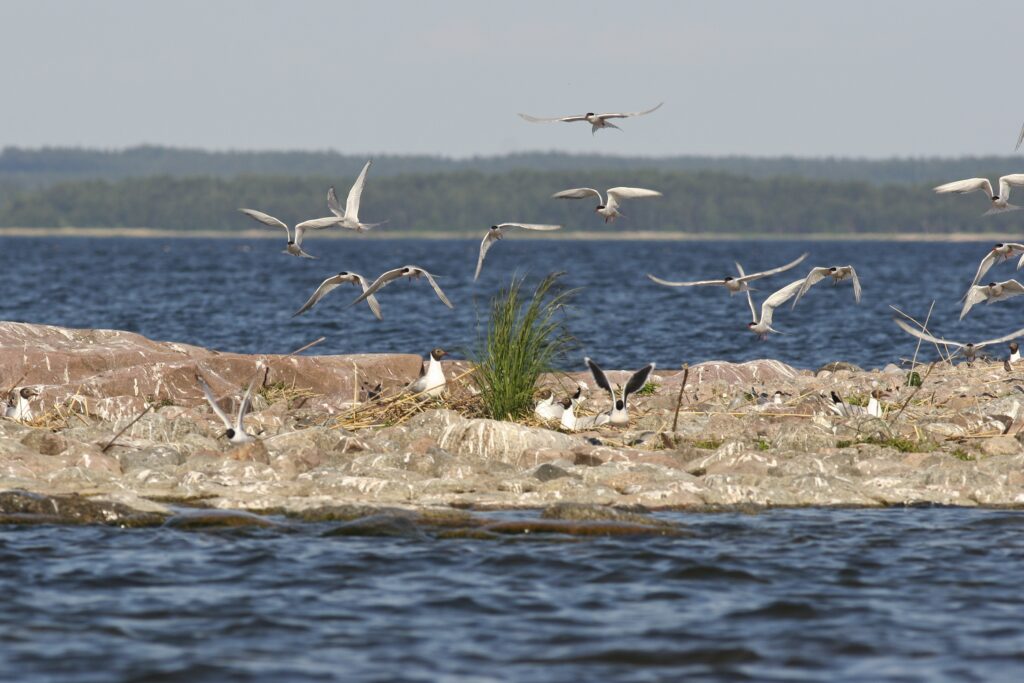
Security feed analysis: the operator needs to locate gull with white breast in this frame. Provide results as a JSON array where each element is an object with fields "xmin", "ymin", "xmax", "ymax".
[
  {"xmin": 933, "ymin": 175, "xmax": 1024, "ymax": 215},
  {"xmin": 327, "ymin": 160, "xmax": 385, "ymax": 232},
  {"xmin": 5, "ymin": 387, "xmax": 38, "ymax": 422},
  {"xmin": 475, "ymin": 223, "xmax": 562, "ymax": 281},
  {"xmin": 552, "ymin": 186, "xmax": 662, "ymax": 223},
  {"xmin": 351, "ymin": 265, "xmax": 453, "ymax": 310},
  {"xmin": 197, "ymin": 369, "xmax": 261, "ymax": 444},
  {"xmin": 238, "ymin": 208, "xmax": 341, "ymax": 259},
  {"xmin": 293, "ymin": 272, "xmax": 382, "ymax": 319},
  {"xmin": 648, "ymin": 253, "xmax": 808, "ymax": 295},
  {"xmin": 518, "ymin": 103, "xmax": 663, "ymax": 135},
  {"xmin": 584, "ymin": 358, "xmax": 655, "ymax": 426},
  {"xmin": 893, "ymin": 318, "xmax": 1024, "ymax": 363},
  {"xmin": 409, "ymin": 348, "xmax": 448, "ymax": 398}
]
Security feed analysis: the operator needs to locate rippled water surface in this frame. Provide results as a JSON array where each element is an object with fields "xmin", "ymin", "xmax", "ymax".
[
  {"xmin": 2, "ymin": 508, "xmax": 1023, "ymax": 682},
  {"xmin": 2, "ymin": 236, "xmax": 1018, "ymax": 369}
]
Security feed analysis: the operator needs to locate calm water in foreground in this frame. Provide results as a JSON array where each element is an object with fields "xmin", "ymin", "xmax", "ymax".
[
  {"xmin": 2, "ymin": 236, "xmax": 1019, "ymax": 369},
  {"xmin": 2, "ymin": 508, "xmax": 1023, "ymax": 682}
]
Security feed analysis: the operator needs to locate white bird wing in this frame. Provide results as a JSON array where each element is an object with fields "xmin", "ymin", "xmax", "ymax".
[
  {"xmin": 999, "ymin": 174, "xmax": 1024, "ymax": 202},
  {"xmin": 740, "ymin": 252, "xmax": 810, "ymax": 284},
  {"xmin": 293, "ymin": 274, "xmax": 345, "ymax": 317},
  {"xmin": 354, "ymin": 274, "xmax": 383, "ymax": 320},
  {"xmin": 419, "ymin": 269, "xmax": 454, "ymax": 309},
  {"xmin": 552, "ymin": 187, "xmax": 604, "ymax": 202},
  {"xmin": 351, "ymin": 267, "xmax": 406, "ymax": 305},
  {"xmin": 327, "ymin": 186, "xmax": 344, "ymax": 218},
  {"xmin": 346, "ymin": 160, "xmax": 372, "ymax": 222},
  {"xmin": 584, "ymin": 357, "xmax": 615, "ymax": 404},
  {"xmin": 970, "ymin": 251, "xmax": 999, "ymax": 288},
  {"xmin": 745, "ymin": 289, "xmax": 757, "ymax": 322},
  {"xmin": 933, "ymin": 178, "xmax": 993, "ymax": 196},
  {"xmin": 1001, "ymin": 279, "xmax": 1024, "ymax": 296},
  {"xmin": 296, "ymin": 216, "xmax": 344, "ymax": 231},
  {"xmin": 197, "ymin": 375, "xmax": 234, "ymax": 430},
  {"xmin": 976, "ymin": 326, "xmax": 1024, "ymax": 349},
  {"xmin": 847, "ymin": 266, "xmax": 862, "ymax": 303},
  {"xmin": 960, "ymin": 285, "xmax": 989, "ymax": 320},
  {"xmin": 646, "ymin": 274, "xmax": 727, "ymax": 287},
  {"xmin": 239, "ymin": 208, "xmax": 291, "ymax": 240},
  {"xmin": 518, "ymin": 112, "xmax": 588, "ymax": 123},
  {"xmin": 598, "ymin": 102, "xmax": 664, "ymax": 120},
  {"xmin": 792, "ymin": 267, "xmax": 832, "ymax": 305},
  {"xmin": 606, "ymin": 187, "xmax": 663, "ymax": 202},
  {"xmin": 494, "ymin": 223, "xmax": 562, "ymax": 231},
  {"xmin": 759, "ymin": 278, "xmax": 806, "ymax": 328},
  {"xmin": 236, "ymin": 370, "xmax": 261, "ymax": 434},
  {"xmin": 1017, "ymin": 122, "xmax": 1024, "ymax": 151},
  {"xmin": 475, "ymin": 230, "xmax": 501, "ymax": 281},
  {"xmin": 893, "ymin": 318, "xmax": 965, "ymax": 349}
]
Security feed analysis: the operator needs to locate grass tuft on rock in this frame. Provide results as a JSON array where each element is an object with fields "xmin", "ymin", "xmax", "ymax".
[{"xmin": 473, "ymin": 273, "xmax": 577, "ymax": 421}]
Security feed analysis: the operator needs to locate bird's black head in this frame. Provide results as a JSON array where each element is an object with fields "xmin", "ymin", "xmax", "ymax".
[
  {"xmin": 430, "ymin": 348, "xmax": 448, "ymax": 361},
  {"xmin": 615, "ymin": 399, "xmax": 624, "ymax": 410},
  {"xmin": 747, "ymin": 321, "xmax": 757, "ymax": 329},
  {"xmin": 993, "ymin": 196, "xmax": 1000, "ymax": 201},
  {"xmin": 988, "ymin": 282, "xmax": 998, "ymax": 287},
  {"xmin": 1011, "ymin": 341, "xmax": 1020, "ymax": 352},
  {"xmin": 995, "ymin": 243, "xmax": 1005, "ymax": 249},
  {"xmin": 224, "ymin": 428, "xmax": 236, "ymax": 439},
  {"xmin": 724, "ymin": 276, "xmax": 734, "ymax": 282},
  {"xmin": 595, "ymin": 205, "xmax": 605, "ymax": 211},
  {"xmin": 490, "ymin": 225, "xmax": 499, "ymax": 231},
  {"xmin": 19, "ymin": 387, "xmax": 37, "ymax": 399},
  {"xmin": 338, "ymin": 271, "xmax": 349, "ymax": 277},
  {"xmin": 829, "ymin": 267, "xmax": 838, "ymax": 273},
  {"xmin": 287, "ymin": 240, "xmax": 295, "ymax": 246},
  {"xmin": 585, "ymin": 112, "xmax": 595, "ymax": 117}
]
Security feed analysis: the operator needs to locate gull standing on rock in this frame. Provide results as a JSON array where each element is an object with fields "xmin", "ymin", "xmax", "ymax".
[
  {"xmin": 409, "ymin": 348, "xmax": 448, "ymax": 397},
  {"xmin": 552, "ymin": 186, "xmax": 662, "ymax": 223},
  {"xmin": 518, "ymin": 103, "xmax": 663, "ymax": 134},
  {"xmin": 1009, "ymin": 342, "xmax": 1021, "ymax": 365},
  {"xmin": 893, "ymin": 319, "xmax": 1024, "ymax": 363},
  {"xmin": 327, "ymin": 160, "xmax": 385, "ymax": 232},
  {"xmin": 966, "ymin": 243, "xmax": 1024, "ymax": 290},
  {"xmin": 197, "ymin": 370, "xmax": 261, "ymax": 444},
  {"xmin": 792, "ymin": 265, "xmax": 861, "ymax": 306},
  {"xmin": 960, "ymin": 280, "xmax": 1024, "ymax": 319},
  {"xmin": 746, "ymin": 278, "xmax": 806, "ymax": 340},
  {"xmin": 584, "ymin": 358, "xmax": 655, "ymax": 426},
  {"xmin": 933, "ymin": 175, "xmax": 1024, "ymax": 215},
  {"xmin": 351, "ymin": 266, "xmax": 453, "ymax": 310},
  {"xmin": 5, "ymin": 387, "xmax": 38, "ymax": 421},
  {"xmin": 474, "ymin": 223, "xmax": 562, "ymax": 280},
  {"xmin": 238, "ymin": 209, "xmax": 341, "ymax": 259},
  {"xmin": 648, "ymin": 253, "xmax": 808, "ymax": 295},
  {"xmin": 293, "ymin": 272, "xmax": 382, "ymax": 319}
]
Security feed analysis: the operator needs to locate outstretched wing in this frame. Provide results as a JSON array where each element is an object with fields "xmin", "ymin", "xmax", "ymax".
[
  {"xmin": 346, "ymin": 160, "xmax": 372, "ymax": 222},
  {"xmin": 933, "ymin": 178, "xmax": 993, "ymax": 195},
  {"xmin": 970, "ymin": 250, "xmax": 999, "ymax": 289},
  {"xmin": 977, "ymin": 326, "xmax": 1024, "ymax": 349},
  {"xmin": 647, "ymin": 274, "xmax": 727, "ymax": 287},
  {"xmin": 295, "ymin": 216, "xmax": 344, "ymax": 231},
  {"xmin": 353, "ymin": 274, "xmax": 383, "ymax": 320},
  {"xmin": 999, "ymin": 174, "xmax": 1024, "ymax": 203},
  {"xmin": 421, "ymin": 270, "xmax": 454, "ymax": 309},
  {"xmin": 196, "ymin": 374, "xmax": 234, "ymax": 430},
  {"xmin": 847, "ymin": 266, "xmax": 862, "ymax": 303},
  {"xmin": 791, "ymin": 267, "xmax": 832, "ymax": 306},
  {"xmin": 495, "ymin": 222, "xmax": 562, "ymax": 231},
  {"xmin": 327, "ymin": 186, "xmax": 344, "ymax": 218},
  {"xmin": 552, "ymin": 187, "xmax": 603, "ymax": 202},
  {"xmin": 293, "ymin": 274, "xmax": 344, "ymax": 317},
  {"xmin": 351, "ymin": 267, "xmax": 405, "ymax": 306},
  {"xmin": 236, "ymin": 369, "xmax": 261, "ymax": 434},
  {"xmin": 239, "ymin": 208, "xmax": 291, "ymax": 240},
  {"xmin": 960, "ymin": 285, "xmax": 989, "ymax": 320},
  {"xmin": 474, "ymin": 230, "xmax": 500, "ymax": 281},
  {"xmin": 893, "ymin": 318, "xmax": 965, "ymax": 349},
  {"xmin": 742, "ymin": 253, "xmax": 810, "ymax": 284},
  {"xmin": 623, "ymin": 363, "xmax": 656, "ymax": 400},
  {"xmin": 606, "ymin": 187, "xmax": 662, "ymax": 202},
  {"xmin": 518, "ymin": 112, "xmax": 587, "ymax": 123},
  {"xmin": 598, "ymin": 102, "xmax": 664, "ymax": 120},
  {"xmin": 760, "ymin": 278, "xmax": 806, "ymax": 327},
  {"xmin": 584, "ymin": 357, "xmax": 614, "ymax": 403}
]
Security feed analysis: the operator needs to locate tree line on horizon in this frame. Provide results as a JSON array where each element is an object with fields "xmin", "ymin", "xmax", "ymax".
[{"xmin": 0, "ymin": 169, "xmax": 1008, "ymax": 234}]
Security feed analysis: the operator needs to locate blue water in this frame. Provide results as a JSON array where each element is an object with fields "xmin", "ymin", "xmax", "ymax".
[
  {"xmin": 1, "ymin": 236, "xmax": 1017, "ymax": 369},
  {"xmin": 1, "ymin": 508, "xmax": 1022, "ymax": 682}
]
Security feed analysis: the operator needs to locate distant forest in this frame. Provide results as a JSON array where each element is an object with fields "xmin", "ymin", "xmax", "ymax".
[{"xmin": 0, "ymin": 146, "xmax": 1020, "ymax": 233}]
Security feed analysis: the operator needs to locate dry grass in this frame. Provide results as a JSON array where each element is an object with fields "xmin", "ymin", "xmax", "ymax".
[
  {"xmin": 333, "ymin": 368, "xmax": 485, "ymax": 431},
  {"xmin": 258, "ymin": 380, "xmax": 318, "ymax": 409},
  {"xmin": 26, "ymin": 394, "xmax": 92, "ymax": 431}
]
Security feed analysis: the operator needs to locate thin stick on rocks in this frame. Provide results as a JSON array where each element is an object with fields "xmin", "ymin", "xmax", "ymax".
[
  {"xmin": 671, "ymin": 364, "xmax": 690, "ymax": 433},
  {"xmin": 101, "ymin": 405, "xmax": 153, "ymax": 453},
  {"xmin": 889, "ymin": 360, "xmax": 938, "ymax": 426}
]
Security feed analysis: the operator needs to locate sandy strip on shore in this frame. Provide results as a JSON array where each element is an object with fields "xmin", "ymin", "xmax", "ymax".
[{"xmin": 0, "ymin": 227, "xmax": 1014, "ymax": 242}]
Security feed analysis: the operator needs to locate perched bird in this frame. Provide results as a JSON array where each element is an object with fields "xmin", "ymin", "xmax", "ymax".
[
  {"xmin": 5, "ymin": 387, "xmax": 38, "ymax": 421},
  {"xmin": 196, "ymin": 370, "xmax": 261, "ymax": 444},
  {"xmin": 792, "ymin": 265, "xmax": 861, "ymax": 306},
  {"xmin": 933, "ymin": 175, "xmax": 1024, "ymax": 215},
  {"xmin": 1010, "ymin": 341, "xmax": 1021, "ymax": 365},
  {"xmin": 893, "ymin": 318, "xmax": 1024, "ymax": 362},
  {"xmin": 409, "ymin": 348, "xmax": 448, "ymax": 397},
  {"xmin": 584, "ymin": 357, "xmax": 655, "ymax": 426},
  {"xmin": 293, "ymin": 272, "xmax": 382, "ymax": 319},
  {"xmin": 647, "ymin": 253, "xmax": 807, "ymax": 294},
  {"xmin": 828, "ymin": 390, "xmax": 884, "ymax": 419},
  {"xmin": 966, "ymin": 243, "xmax": 1024, "ymax": 290},
  {"xmin": 352, "ymin": 266, "xmax": 453, "ymax": 310},
  {"xmin": 552, "ymin": 186, "xmax": 662, "ymax": 223},
  {"xmin": 745, "ymin": 278, "xmax": 807, "ymax": 340},
  {"xmin": 474, "ymin": 223, "xmax": 562, "ymax": 280},
  {"xmin": 533, "ymin": 389, "xmax": 565, "ymax": 422},
  {"xmin": 238, "ymin": 209, "xmax": 341, "ymax": 259},
  {"xmin": 327, "ymin": 160, "xmax": 384, "ymax": 232},
  {"xmin": 559, "ymin": 384, "xmax": 607, "ymax": 431},
  {"xmin": 518, "ymin": 103, "xmax": 663, "ymax": 134},
  {"xmin": 960, "ymin": 279, "xmax": 1024, "ymax": 320}
]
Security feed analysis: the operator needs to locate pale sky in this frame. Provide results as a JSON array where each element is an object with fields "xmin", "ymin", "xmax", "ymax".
[{"xmin": 2, "ymin": 0, "xmax": 1020, "ymax": 158}]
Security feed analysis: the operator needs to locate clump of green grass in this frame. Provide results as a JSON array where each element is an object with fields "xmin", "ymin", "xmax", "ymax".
[
  {"xmin": 693, "ymin": 438, "xmax": 724, "ymax": 450},
  {"xmin": 473, "ymin": 273, "xmax": 577, "ymax": 420},
  {"xmin": 844, "ymin": 394, "xmax": 869, "ymax": 407},
  {"xmin": 950, "ymin": 448, "xmax": 975, "ymax": 462},
  {"xmin": 836, "ymin": 436, "xmax": 934, "ymax": 453},
  {"xmin": 755, "ymin": 437, "xmax": 771, "ymax": 451},
  {"xmin": 635, "ymin": 382, "xmax": 658, "ymax": 396}
]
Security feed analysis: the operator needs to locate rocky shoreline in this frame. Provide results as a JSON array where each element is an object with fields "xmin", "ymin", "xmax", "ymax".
[{"xmin": 1, "ymin": 321, "xmax": 1023, "ymax": 527}]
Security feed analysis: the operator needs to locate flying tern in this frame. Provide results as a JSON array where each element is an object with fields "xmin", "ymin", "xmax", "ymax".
[
  {"xmin": 238, "ymin": 208, "xmax": 341, "ymax": 259},
  {"xmin": 474, "ymin": 223, "xmax": 562, "ymax": 280},
  {"xmin": 518, "ymin": 102, "xmax": 663, "ymax": 134},
  {"xmin": 327, "ymin": 160, "xmax": 384, "ymax": 232},
  {"xmin": 746, "ymin": 278, "xmax": 806, "ymax": 340},
  {"xmin": 647, "ymin": 253, "xmax": 808, "ymax": 294},
  {"xmin": 967, "ymin": 243, "xmax": 1024, "ymax": 290},
  {"xmin": 293, "ymin": 272, "xmax": 382, "ymax": 319},
  {"xmin": 960, "ymin": 279, "xmax": 1024, "ymax": 320},
  {"xmin": 933, "ymin": 175, "xmax": 1024, "ymax": 215},
  {"xmin": 584, "ymin": 358, "xmax": 655, "ymax": 426},
  {"xmin": 197, "ymin": 370, "xmax": 261, "ymax": 444},
  {"xmin": 792, "ymin": 266, "xmax": 861, "ymax": 307},
  {"xmin": 552, "ymin": 186, "xmax": 662, "ymax": 223},
  {"xmin": 351, "ymin": 266, "xmax": 453, "ymax": 310},
  {"xmin": 893, "ymin": 318, "xmax": 1024, "ymax": 362}
]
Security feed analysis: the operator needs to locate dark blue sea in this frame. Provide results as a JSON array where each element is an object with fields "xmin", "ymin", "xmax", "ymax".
[
  {"xmin": 2, "ymin": 236, "xmax": 1020, "ymax": 370},
  {"xmin": 2, "ymin": 508, "xmax": 1023, "ymax": 682}
]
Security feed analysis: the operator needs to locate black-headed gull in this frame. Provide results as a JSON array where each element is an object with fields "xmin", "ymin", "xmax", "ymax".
[
  {"xmin": 552, "ymin": 186, "xmax": 661, "ymax": 223},
  {"xmin": 4, "ymin": 387, "xmax": 38, "ymax": 421},
  {"xmin": 409, "ymin": 348, "xmax": 448, "ymax": 397},
  {"xmin": 518, "ymin": 103, "xmax": 663, "ymax": 134},
  {"xmin": 584, "ymin": 358, "xmax": 655, "ymax": 426},
  {"xmin": 197, "ymin": 370, "xmax": 261, "ymax": 444}
]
